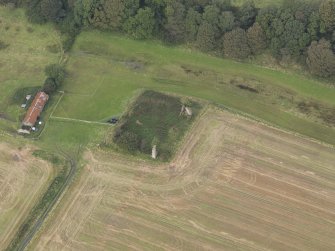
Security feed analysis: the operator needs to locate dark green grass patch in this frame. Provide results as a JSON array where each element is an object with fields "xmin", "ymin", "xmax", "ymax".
[
  {"xmin": 297, "ymin": 101, "xmax": 335, "ymax": 127},
  {"xmin": 0, "ymin": 40, "xmax": 9, "ymax": 50},
  {"xmin": 10, "ymin": 86, "xmax": 40, "ymax": 105},
  {"xmin": 111, "ymin": 91, "xmax": 201, "ymax": 161},
  {"xmin": 32, "ymin": 149, "xmax": 63, "ymax": 166}
]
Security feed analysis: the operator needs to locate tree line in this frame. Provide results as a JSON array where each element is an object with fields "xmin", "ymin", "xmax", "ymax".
[{"xmin": 1, "ymin": 0, "xmax": 335, "ymax": 78}]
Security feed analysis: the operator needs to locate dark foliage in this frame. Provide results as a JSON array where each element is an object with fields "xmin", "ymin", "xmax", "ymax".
[
  {"xmin": 237, "ymin": 84, "xmax": 259, "ymax": 93},
  {"xmin": 45, "ymin": 64, "xmax": 65, "ymax": 84},
  {"xmin": 42, "ymin": 64, "xmax": 66, "ymax": 94},
  {"xmin": 7, "ymin": 0, "xmax": 335, "ymax": 78},
  {"xmin": 42, "ymin": 77, "xmax": 58, "ymax": 94},
  {"xmin": 307, "ymin": 39, "xmax": 335, "ymax": 77},
  {"xmin": 113, "ymin": 91, "xmax": 200, "ymax": 161},
  {"xmin": 0, "ymin": 40, "xmax": 9, "ymax": 50},
  {"xmin": 223, "ymin": 27, "xmax": 251, "ymax": 59}
]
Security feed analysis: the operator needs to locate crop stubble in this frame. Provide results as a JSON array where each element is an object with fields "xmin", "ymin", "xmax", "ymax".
[
  {"xmin": 0, "ymin": 143, "xmax": 52, "ymax": 250},
  {"xmin": 33, "ymin": 108, "xmax": 335, "ymax": 251}
]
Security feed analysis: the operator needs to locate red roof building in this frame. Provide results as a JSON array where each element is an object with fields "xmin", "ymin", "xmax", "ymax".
[{"xmin": 22, "ymin": 91, "xmax": 49, "ymax": 128}]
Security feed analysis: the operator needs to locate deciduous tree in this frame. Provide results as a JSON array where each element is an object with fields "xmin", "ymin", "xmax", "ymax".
[
  {"xmin": 307, "ymin": 39, "xmax": 335, "ymax": 77},
  {"xmin": 223, "ymin": 27, "xmax": 251, "ymax": 59},
  {"xmin": 319, "ymin": 0, "xmax": 335, "ymax": 33},
  {"xmin": 247, "ymin": 22, "xmax": 267, "ymax": 54},
  {"xmin": 124, "ymin": 7, "xmax": 155, "ymax": 39},
  {"xmin": 237, "ymin": 0, "xmax": 257, "ymax": 29},
  {"xmin": 45, "ymin": 64, "xmax": 65, "ymax": 86},
  {"xmin": 308, "ymin": 11, "xmax": 320, "ymax": 40},
  {"xmin": 218, "ymin": 11, "xmax": 235, "ymax": 33},
  {"xmin": 164, "ymin": 0, "xmax": 187, "ymax": 43},
  {"xmin": 196, "ymin": 21, "xmax": 216, "ymax": 51},
  {"xmin": 185, "ymin": 8, "xmax": 202, "ymax": 41},
  {"xmin": 40, "ymin": 0, "xmax": 64, "ymax": 22}
]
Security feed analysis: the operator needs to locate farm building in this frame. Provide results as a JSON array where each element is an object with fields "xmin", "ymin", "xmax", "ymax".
[{"xmin": 22, "ymin": 91, "xmax": 49, "ymax": 129}]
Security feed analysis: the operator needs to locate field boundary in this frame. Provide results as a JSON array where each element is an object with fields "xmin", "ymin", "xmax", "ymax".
[
  {"xmin": 29, "ymin": 107, "xmax": 335, "ymax": 250},
  {"xmin": 6, "ymin": 151, "xmax": 79, "ymax": 251},
  {"xmin": 49, "ymin": 116, "xmax": 111, "ymax": 126},
  {"xmin": 211, "ymin": 102, "xmax": 335, "ymax": 149}
]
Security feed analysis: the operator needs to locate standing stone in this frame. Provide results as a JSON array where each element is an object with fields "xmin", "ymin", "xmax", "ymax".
[{"xmin": 152, "ymin": 145, "xmax": 157, "ymax": 159}]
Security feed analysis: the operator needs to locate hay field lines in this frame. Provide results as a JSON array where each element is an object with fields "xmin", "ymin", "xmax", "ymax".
[
  {"xmin": 0, "ymin": 143, "xmax": 53, "ymax": 250},
  {"xmin": 31, "ymin": 108, "xmax": 335, "ymax": 251}
]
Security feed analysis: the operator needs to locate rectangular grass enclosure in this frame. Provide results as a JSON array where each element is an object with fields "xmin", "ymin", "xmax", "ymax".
[{"xmin": 111, "ymin": 90, "xmax": 201, "ymax": 161}]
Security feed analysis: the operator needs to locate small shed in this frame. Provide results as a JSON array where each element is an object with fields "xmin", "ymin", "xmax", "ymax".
[
  {"xmin": 22, "ymin": 91, "xmax": 49, "ymax": 129},
  {"xmin": 17, "ymin": 129, "xmax": 30, "ymax": 134}
]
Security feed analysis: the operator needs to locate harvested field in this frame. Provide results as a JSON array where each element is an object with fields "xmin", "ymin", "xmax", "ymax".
[
  {"xmin": 0, "ymin": 143, "xmax": 52, "ymax": 250},
  {"xmin": 32, "ymin": 108, "xmax": 335, "ymax": 251}
]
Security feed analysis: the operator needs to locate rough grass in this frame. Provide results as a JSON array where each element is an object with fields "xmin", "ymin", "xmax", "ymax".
[
  {"xmin": 0, "ymin": 6, "xmax": 60, "ymax": 131},
  {"xmin": 10, "ymin": 86, "xmax": 40, "ymax": 105},
  {"xmin": 110, "ymin": 91, "xmax": 201, "ymax": 161},
  {"xmin": 47, "ymin": 31, "xmax": 335, "ymax": 147}
]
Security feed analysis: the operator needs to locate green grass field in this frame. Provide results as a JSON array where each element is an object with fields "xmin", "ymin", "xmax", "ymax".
[
  {"xmin": 0, "ymin": 6, "xmax": 61, "ymax": 132},
  {"xmin": 43, "ymin": 30, "xmax": 335, "ymax": 147},
  {"xmin": 0, "ymin": 7, "xmax": 333, "ymax": 148}
]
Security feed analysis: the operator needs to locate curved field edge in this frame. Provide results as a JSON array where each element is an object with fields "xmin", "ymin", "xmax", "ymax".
[
  {"xmin": 5, "ymin": 150, "xmax": 78, "ymax": 251},
  {"xmin": 30, "ymin": 107, "xmax": 335, "ymax": 251},
  {"xmin": 0, "ymin": 143, "xmax": 54, "ymax": 250}
]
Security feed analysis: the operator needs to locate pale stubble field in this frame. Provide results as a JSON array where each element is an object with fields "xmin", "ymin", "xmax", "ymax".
[
  {"xmin": 32, "ymin": 108, "xmax": 335, "ymax": 251},
  {"xmin": 0, "ymin": 143, "xmax": 52, "ymax": 250}
]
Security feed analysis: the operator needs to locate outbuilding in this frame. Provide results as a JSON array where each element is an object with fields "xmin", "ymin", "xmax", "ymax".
[{"xmin": 22, "ymin": 91, "xmax": 49, "ymax": 129}]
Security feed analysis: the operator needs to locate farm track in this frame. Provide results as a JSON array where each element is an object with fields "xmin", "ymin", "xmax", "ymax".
[
  {"xmin": 32, "ymin": 108, "xmax": 335, "ymax": 251},
  {"xmin": 14, "ymin": 154, "xmax": 78, "ymax": 251},
  {"xmin": 50, "ymin": 116, "xmax": 111, "ymax": 126}
]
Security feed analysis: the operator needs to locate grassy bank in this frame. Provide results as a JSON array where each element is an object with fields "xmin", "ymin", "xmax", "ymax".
[{"xmin": 44, "ymin": 31, "xmax": 334, "ymax": 146}]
